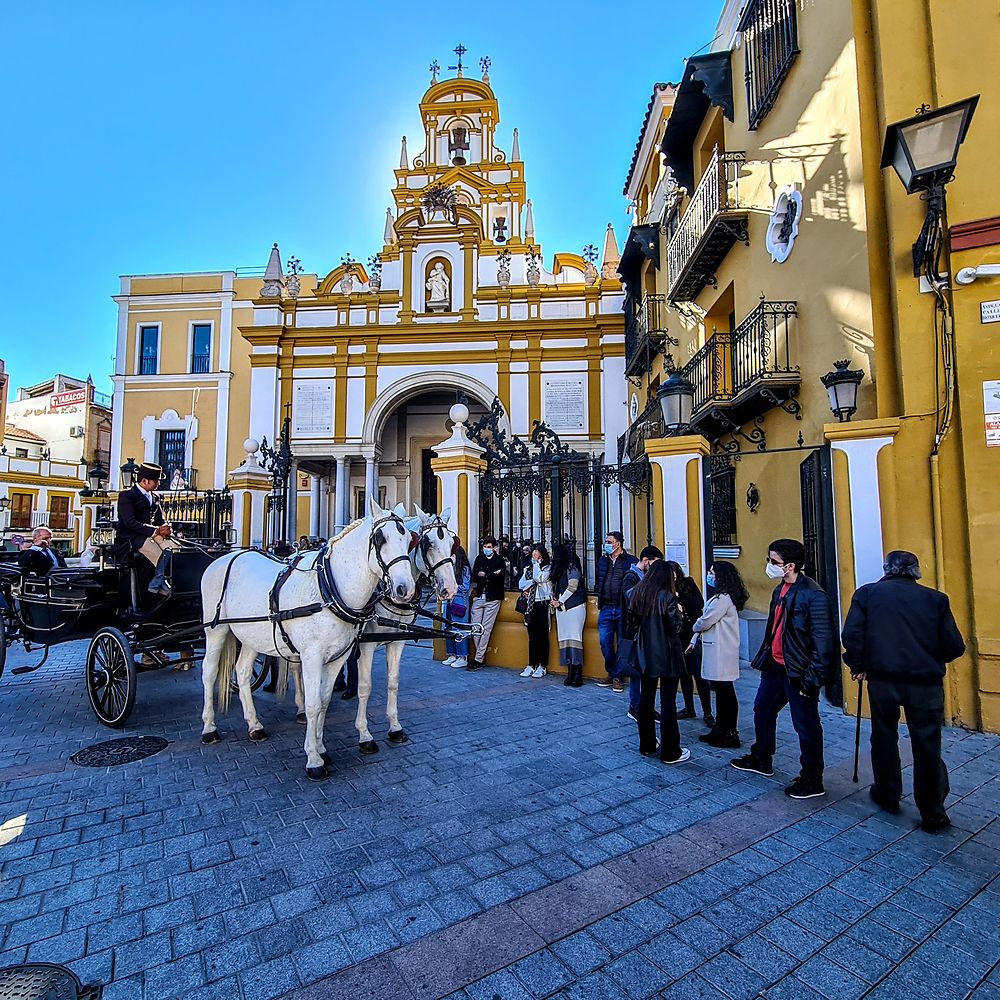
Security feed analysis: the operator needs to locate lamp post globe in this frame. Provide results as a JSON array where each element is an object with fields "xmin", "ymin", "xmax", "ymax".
[
  {"xmin": 656, "ymin": 368, "xmax": 695, "ymax": 434},
  {"xmin": 119, "ymin": 457, "xmax": 140, "ymax": 488},
  {"xmin": 821, "ymin": 360, "xmax": 864, "ymax": 422}
]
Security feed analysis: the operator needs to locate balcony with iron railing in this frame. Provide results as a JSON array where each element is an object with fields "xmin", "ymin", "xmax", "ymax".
[
  {"xmin": 32, "ymin": 510, "xmax": 74, "ymax": 531},
  {"xmin": 682, "ymin": 300, "xmax": 799, "ymax": 436},
  {"xmin": 621, "ymin": 394, "xmax": 665, "ymax": 463},
  {"xmin": 624, "ymin": 294, "xmax": 674, "ymax": 380},
  {"xmin": 666, "ymin": 150, "xmax": 750, "ymax": 303}
]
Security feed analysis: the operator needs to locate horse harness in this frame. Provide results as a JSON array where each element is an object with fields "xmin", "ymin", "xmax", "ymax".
[{"xmin": 205, "ymin": 512, "xmax": 413, "ymax": 658}]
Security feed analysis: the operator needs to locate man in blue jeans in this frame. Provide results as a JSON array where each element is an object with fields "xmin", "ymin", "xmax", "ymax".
[
  {"xmin": 622, "ymin": 545, "xmax": 664, "ymax": 720},
  {"xmin": 731, "ymin": 538, "xmax": 837, "ymax": 799},
  {"xmin": 595, "ymin": 531, "xmax": 638, "ymax": 692}
]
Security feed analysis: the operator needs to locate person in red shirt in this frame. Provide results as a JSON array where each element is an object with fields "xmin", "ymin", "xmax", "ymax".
[{"xmin": 731, "ymin": 538, "xmax": 836, "ymax": 800}]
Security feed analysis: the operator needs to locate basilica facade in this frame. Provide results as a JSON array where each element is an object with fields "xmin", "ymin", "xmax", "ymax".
[{"xmin": 111, "ymin": 66, "xmax": 627, "ymax": 553}]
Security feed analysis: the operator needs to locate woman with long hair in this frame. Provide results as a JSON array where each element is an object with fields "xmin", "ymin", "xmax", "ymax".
[
  {"xmin": 630, "ymin": 560, "xmax": 690, "ymax": 764},
  {"xmin": 443, "ymin": 541, "xmax": 472, "ymax": 668},
  {"xmin": 549, "ymin": 544, "xmax": 587, "ymax": 687},
  {"xmin": 667, "ymin": 561, "xmax": 714, "ymax": 725},
  {"xmin": 689, "ymin": 560, "xmax": 748, "ymax": 747},
  {"xmin": 518, "ymin": 544, "xmax": 552, "ymax": 677}
]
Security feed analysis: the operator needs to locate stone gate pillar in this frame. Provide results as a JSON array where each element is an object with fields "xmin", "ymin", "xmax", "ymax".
[
  {"xmin": 430, "ymin": 403, "xmax": 486, "ymax": 549},
  {"xmin": 227, "ymin": 438, "xmax": 274, "ymax": 549}
]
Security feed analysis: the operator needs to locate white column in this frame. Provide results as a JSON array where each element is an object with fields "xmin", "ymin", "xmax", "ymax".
[
  {"xmin": 648, "ymin": 452, "xmax": 704, "ymax": 575},
  {"xmin": 339, "ymin": 457, "xmax": 352, "ymax": 526},
  {"xmin": 437, "ymin": 470, "xmax": 461, "ymax": 533},
  {"xmin": 309, "ymin": 475, "xmax": 321, "ymax": 536},
  {"xmin": 831, "ymin": 436, "xmax": 894, "ymax": 589},
  {"xmin": 365, "ymin": 455, "xmax": 377, "ymax": 507}
]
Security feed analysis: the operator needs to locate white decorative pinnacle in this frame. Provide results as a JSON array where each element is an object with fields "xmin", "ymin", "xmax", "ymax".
[
  {"xmin": 524, "ymin": 199, "xmax": 535, "ymax": 240},
  {"xmin": 260, "ymin": 243, "xmax": 284, "ymax": 298},
  {"xmin": 400, "ymin": 136, "xmax": 409, "ymax": 170},
  {"xmin": 511, "ymin": 127, "xmax": 520, "ymax": 162},
  {"xmin": 601, "ymin": 223, "xmax": 621, "ymax": 280},
  {"xmin": 384, "ymin": 208, "xmax": 396, "ymax": 246}
]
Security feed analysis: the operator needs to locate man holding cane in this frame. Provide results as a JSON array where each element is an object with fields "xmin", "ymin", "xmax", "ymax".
[{"xmin": 842, "ymin": 550, "xmax": 965, "ymax": 831}]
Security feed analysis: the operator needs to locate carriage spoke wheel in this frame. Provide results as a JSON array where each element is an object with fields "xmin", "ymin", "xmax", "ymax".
[{"xmin": 86, "ymin": 627, "xmax": 137, "ymax": 728}]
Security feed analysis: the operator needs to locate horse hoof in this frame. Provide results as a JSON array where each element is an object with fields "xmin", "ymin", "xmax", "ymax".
[
  {"xmin": 248, "ymin": 728, "xmax": 269, "ymax": 742},
  {"xmin": 387, "ymin": 729, "xmax": 409, "ymax": 744},
  {"xmin": 201, "ymin": 731, "xmax": 222, "ymax": 745},
  {"xmin": 359, "ymin": 740, "xmax": 379, "ymax": 755},
  {"xmin": 305, "ymin": 765, "xmax": 329, "ymax": 782},
  {"xmin": 321, "ymin": 751, "xmax": 332, "ymax": 765},
  {"xmin": 296, "ymin": 713, "xmax": 307, "ymax": 725}
]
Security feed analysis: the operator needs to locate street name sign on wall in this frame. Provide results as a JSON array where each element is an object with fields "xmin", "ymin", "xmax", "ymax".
[
  {"xmin": 981, "ymin": 300, "xmax": 1000, "ymax": 325},
  {"xmin": 985, "ymin": 379, "xmax": 1000, "ymax": 448}
]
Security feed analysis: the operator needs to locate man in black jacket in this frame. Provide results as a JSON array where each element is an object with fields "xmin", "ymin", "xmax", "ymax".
[
  {"xmin": 114, "ymin": 462, "xmax": 179, "ymax": 595},
  {"xmin": 18, "ymin": 527, "xmax": 67, "ymax": 575},
  {"xmin": 732, "ymin": 538, "xmax": 836, "ymax": 800},
  {"xmin": 467, "ymin": 536, "xmax": 506, "ymax": 671},
  {"xmin": 842, "ymin": 550, "xmax": 965, "ymax": 831},
  {"xmin": 595, "ymin": 531, "xmax": 638, "ymax": 692}
]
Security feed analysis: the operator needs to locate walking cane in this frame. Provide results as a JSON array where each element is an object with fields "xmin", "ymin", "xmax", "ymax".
[{"xmin": 852, "ymin": 677, "xmax": 864, "ymax": 784}]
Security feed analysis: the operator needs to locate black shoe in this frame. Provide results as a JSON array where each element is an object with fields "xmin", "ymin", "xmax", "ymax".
[
  {"xmin": 564, "ymin": 675, "xmax": 573, "ymax": 686},
  {"xmin": 700, "ymin": 729, "xmax": 741, "ymax": 749},
  {"xmin": 920, "ymin": 815, "xmax": 951, "ymax": 832},
  {"xmin": 596, "ymin": 677, "xmax": 613, "ymax": 688},
  {"xmin": 640, "ymin": 743, "xmax": 660, "ymax": 757},
  {"xmin": 466, "ymin": 660, "xmax": 481, "ymax": 671},
  {"xmin": 785, "ymin": 776, "xmax": 826, "ymax": 800},
  {"xmin": 730, "ymin": 754, "xmax": 774, "ymax": 776},
  {"xmin": 676, "ymin": 707, "xmax": 696, "ymax": 720},
  {"xmin": 703, "ymin": 713, "xmax": 716, "ymax": 728},
  {"xmin": 627, "ymin": 707, "xmax": 638, "ymax": 722},
  {"xmin": 869, "ymin": 787, "xmax": 900, "ymax": 814}
]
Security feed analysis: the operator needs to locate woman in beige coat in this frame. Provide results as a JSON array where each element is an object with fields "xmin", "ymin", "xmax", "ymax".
[{"xmin": 689, "ymin": 561, "xmax": 748, "ymax": 748}]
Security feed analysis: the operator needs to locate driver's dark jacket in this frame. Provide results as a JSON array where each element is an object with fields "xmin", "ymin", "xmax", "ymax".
[
  {"xmin": 750, "ymin": 574, "xmax": 837, "ymax": 694},
  {"xmin": 115, "ymin": 485, "xmax": 165, "ymax": 555}
]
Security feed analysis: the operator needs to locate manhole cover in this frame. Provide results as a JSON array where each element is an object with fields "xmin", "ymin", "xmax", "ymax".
[
  {"xmin": 69, "ymin": 736, "xmax": 169, "ymax": 768},
  {"xmin": 0, "ymin": 963, "xmax": 101, "ymax": 999}
]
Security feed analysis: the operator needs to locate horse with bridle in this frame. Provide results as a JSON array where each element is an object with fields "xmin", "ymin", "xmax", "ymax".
[{"xmin": 199, "ymin": 498, "xmax": 415, "ymax": 780}]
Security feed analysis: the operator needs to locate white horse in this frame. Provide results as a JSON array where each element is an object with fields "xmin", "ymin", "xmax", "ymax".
[
  {"xmin": 286, "ymin": 506, "xmax": 461, "ymax": 753},
  {"xmin": 199, "ymin": 498, "xmax": 416, "ymax": 780}
]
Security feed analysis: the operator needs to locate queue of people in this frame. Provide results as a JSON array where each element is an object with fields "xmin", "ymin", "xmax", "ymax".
[{"xmin": 453, "ymin": 531, "xmax": 965, "ymax": 832}]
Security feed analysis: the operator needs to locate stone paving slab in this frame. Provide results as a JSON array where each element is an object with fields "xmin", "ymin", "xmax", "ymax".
[{"xmin": 0, "ymin": 638, "xmax": 997, "ymax": 1000}]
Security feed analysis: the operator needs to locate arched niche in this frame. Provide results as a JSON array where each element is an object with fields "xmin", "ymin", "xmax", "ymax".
[{"xmin": 424, "ymin": 256, "xmax": 453, "ymax": 313}]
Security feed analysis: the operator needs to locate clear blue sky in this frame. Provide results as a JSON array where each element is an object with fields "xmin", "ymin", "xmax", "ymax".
[{"xmin": 1, "ymin": 1, "xmax": 721, "ymax": 398}]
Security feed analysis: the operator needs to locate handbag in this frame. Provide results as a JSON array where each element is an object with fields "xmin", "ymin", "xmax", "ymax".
[
  {"xmin": 615, "ymin": 636, "xmax": 641, "ymax": 679},
  {"xmin": 515, "ymin": 584, "xmax": 536, "ymax": 618},
  {"xmin": 448, "ymin": 595, "xmax": 468, "ymax": 619}
]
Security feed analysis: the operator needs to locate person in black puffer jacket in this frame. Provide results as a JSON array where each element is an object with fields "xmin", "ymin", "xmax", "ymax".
[{"xmin": 731, "ymin": 538, "xmax": 837, "ymax": 801}]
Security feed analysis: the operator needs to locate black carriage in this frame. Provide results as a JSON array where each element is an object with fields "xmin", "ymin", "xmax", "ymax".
[{"xmin": 0, "ymin": 539, "xmax": 268, "ymax": 728}]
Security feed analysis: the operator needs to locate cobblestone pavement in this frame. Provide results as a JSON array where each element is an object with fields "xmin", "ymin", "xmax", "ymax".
[{"xmin": 0, "ymin": 638, "xmax": 997, "ymax": 1000}]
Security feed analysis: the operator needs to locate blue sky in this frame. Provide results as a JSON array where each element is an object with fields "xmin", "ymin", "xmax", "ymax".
[{"xmin": 1, "ymin": 2, "xmax": 721, "ymax": 398}]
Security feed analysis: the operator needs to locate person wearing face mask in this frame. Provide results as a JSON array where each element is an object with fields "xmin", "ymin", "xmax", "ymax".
[
  {"xmin": 467, "ymin": 536, "xmax": 507, "ymax": 671},
  {"xmin": 595, "ymin": 531, "xmax": 638, "ymax": 692},
  {"xmin": 731, "ymin": 538, "xmax": 837, "ymax": 800},
  {"xmin": 518, "ymin": 544, "xmax": 552, "ymax": 678}
]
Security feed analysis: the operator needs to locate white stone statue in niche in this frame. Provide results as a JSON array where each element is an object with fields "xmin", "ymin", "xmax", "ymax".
[{"xmin": 425, "ymin": 262, "xmax": 451, "ymax": 312}]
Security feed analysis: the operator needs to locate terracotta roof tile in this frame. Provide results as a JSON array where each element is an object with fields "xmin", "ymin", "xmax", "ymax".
[{"xmin": 4, "ymin": 423, "xmax": 47, "ymax": 444}]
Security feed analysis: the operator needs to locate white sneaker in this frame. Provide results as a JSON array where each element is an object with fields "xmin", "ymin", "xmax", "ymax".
[
  {"xmin": 520, "ymin": 665, "xmax": 534, "ymax": 677},
  {"xmin": 443, "ymin": 656, "xmax": 457, "ymax": 666},
  {"xmin": 452, "ymin": 657, "xmax": 467, "ymax": 668},
  {"xmin": 531, "ymin": 667, "xmax": 547, "ymax": 678},
  {"xmin": 662, "ymin": 748, "xmax": 692, "ymax": 764}
]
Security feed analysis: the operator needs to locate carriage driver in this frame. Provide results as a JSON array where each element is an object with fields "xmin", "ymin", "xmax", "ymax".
[{"xmin": 114, "ymin": 462, "xmax": 181, "ymax": 596}]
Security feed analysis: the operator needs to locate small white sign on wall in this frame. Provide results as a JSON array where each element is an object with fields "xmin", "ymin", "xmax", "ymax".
[
  {"xmin": 293, "ymin": 379, "xmax": 334, "ymax": 436},
  {"xmin": 542, "ymin": 376, "xmax": 586, "ymax": 431},
  {"xmin": 984, "ymin": 379, "xmax": 1000, "ymax": 447},
  {"xmin": 981, "ymin": 300, "xmax": 1000, "ymax": 324}
]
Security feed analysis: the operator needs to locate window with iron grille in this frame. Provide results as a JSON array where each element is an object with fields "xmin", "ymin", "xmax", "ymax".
[
  {"xmin": 739, "ymin": 0, "xmax": 799, "ymax": 131},
  {"xmin": 710, "ymin": 461, "xmax": 738, "ymax": 546},
  {"xmin": 191, "ymin": 323, "xmax": 211, "ymax": 374}
]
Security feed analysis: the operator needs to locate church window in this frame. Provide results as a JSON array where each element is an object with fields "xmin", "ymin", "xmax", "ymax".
[
  {"xmin": 190, "ymin": 323, "xmax": 211, "ymax": 374},
  {"xmin": 139, "ymin": 325, "xmax": 159, "ymax": 375}
]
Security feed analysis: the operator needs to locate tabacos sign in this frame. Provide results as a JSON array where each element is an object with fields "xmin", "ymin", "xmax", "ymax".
[{"xmin": 51, "ymin": 388, "xmax": 87, "ymax": 410}]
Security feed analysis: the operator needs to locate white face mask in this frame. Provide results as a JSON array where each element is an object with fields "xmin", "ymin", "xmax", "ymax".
[{"xmin": 765, "ymin": 561, "xmax": 787, "ymax": 580}]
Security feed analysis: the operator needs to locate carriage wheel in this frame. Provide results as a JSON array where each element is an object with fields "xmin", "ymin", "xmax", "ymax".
[
  {"xmin": 86, "ymin": 627, "xmax": 137, "ymax": 728},
  {"xmin": 0, "ymin": 614, "xmax": 7, "ymax": 681},
  {"xmin": 230, "ymin": 650, "xmax": 272, "ymax": 694}
]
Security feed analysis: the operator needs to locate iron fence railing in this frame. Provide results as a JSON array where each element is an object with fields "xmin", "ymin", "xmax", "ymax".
[
  {"xmin": 730, "ymin": 300, "xmax": 798, "ymax": 394},
  {"xmin": 740, "ymin": 0, "xmax": 799, "ymax": 130},
  {"xmin": 191, "ymin": 354, "xmax": 211, "ymax": 374},
  {"xmin": 666, "ymin": 150, "xmax": 747, "ymax": 294},
  {"xmin": 625, "ymin": 294, "xmax": 672, "ymax": 375},
  {"xmin": 163, "ymin": 467, "xmax": 198, "ymax": 491}
]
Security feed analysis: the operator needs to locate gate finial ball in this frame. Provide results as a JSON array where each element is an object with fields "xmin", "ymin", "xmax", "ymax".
[{"xmin": 449, "ymin": 403, "xmax": 469, "ymax": 425}]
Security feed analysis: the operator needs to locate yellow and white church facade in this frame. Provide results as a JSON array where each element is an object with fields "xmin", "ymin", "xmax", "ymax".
[{"xmin": 111, "ymin": 65, "xmax": 628, "ymax": 552}]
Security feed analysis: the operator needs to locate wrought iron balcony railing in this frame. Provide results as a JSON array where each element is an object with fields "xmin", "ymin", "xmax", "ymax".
[
  {"xmin": 730, "ymin": 299, "xmax": 798, "ymax": 395},
  {"xmin": 624, "ymin": 294, "xmax": 673, "ymax": 379},
  {"xmin": 622, "ymin": 395, "xmax": 665, "ymax": 463},
  {"xmin": 740, "ymin": 0, "xmax": 799, "ymax": 131},
  {"xmin": 666, "ymin": 150, "xmax": 749, "ymax": 303}
]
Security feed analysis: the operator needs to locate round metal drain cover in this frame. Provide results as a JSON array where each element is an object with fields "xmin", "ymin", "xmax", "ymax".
[
  {"xmin": 0, "ymin": 963, "xmax": 101, "ymax": 999},
  {"xmin": 69, "ymin": 735, "xmax": 168, "ymax": 768}
]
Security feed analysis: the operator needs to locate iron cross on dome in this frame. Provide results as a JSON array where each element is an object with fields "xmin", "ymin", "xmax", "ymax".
[{"xmin": 449, "ymin": 43, "xmax": 467, "ymax": 77}]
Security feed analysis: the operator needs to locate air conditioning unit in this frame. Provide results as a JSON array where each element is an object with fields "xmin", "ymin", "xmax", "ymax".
[{"xmin": 69, "ymin": 426, "xmax": 85, "ymax": 438}]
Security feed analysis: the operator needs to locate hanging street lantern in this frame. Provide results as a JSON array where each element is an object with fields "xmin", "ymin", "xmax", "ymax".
[
  {"xmin": 821, "ymin": 360, "xmax": 864, "ymax": 422},
  {"xmin": 119, "ymin": 457, "xmax": 140, "ymax": 488}
]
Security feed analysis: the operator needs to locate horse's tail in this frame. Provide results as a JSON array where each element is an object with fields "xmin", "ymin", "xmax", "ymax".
[
  {"xmin": 276, "ymin": 658, "xmax": 290, "ymax": 699},
  {"xmin": 217, "ymin": 633, "xmax": 239, "ymax": 714}
]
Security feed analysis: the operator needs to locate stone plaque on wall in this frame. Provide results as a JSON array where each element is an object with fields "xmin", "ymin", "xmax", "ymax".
[
  {"xmin": 542, "ymin": 376, "xmax": 586, "ymax": 431},
  {"xmin": 293, "ymin": 379, "xmax": 333, "ymax": 436}
]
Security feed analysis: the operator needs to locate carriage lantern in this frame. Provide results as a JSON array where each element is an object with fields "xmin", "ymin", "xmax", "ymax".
[
  {"xmin": 119, "ymin": 457, "xmax": 140, "ymax": 488},
  {"xmin": 85, "ymin": 461, "xmax": 109, "ymax": 496}
]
